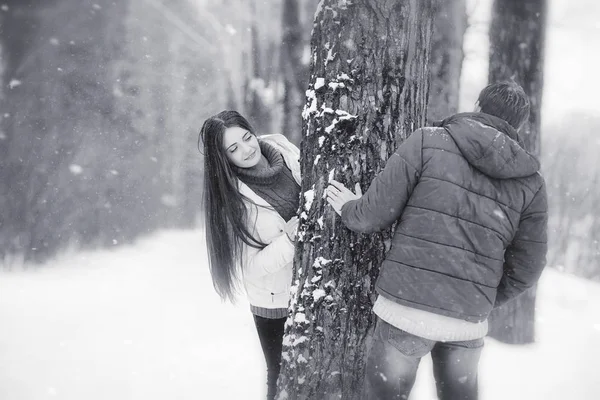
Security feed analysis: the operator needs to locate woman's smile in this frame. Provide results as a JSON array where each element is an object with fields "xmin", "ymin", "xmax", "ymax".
[{"xmin": 245, "ymin": 150, "xmax": 257, "ymax": 161}]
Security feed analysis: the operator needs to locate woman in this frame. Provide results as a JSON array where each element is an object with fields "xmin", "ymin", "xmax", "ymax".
[{"xmin": 200, "ymin": 110, "xmax": 300, "ymax": 400}]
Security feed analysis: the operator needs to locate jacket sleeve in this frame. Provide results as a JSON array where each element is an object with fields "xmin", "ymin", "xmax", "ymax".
[
  {"xmin": 240, "ymin": 212, "xmax": 296, "ymax": 280},
  {"xmin": 340, "ymin": 129, "xmax": 424, "ymax": 233},
  {"xmin": 494, "ymin": 180, "xmax": 548, "ymax": 308}
]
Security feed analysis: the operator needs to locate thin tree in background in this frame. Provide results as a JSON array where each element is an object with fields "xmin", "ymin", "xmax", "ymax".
[
  {"xmin": 427, "ymin": 0, "xmax": 468, "ymax": 122},
  {"xmin": 241, "ymin": 0, "xmax": 283, "ymax": 135},
  {"xmin": 487, "ymin": 0, "xmax": 547, "ymax": 344},
  {"xmin": 276, "ymin": 0, "xmax": 437, "ymax": 398},
  {"xmin": 280, "ymin": 0, "xmax": 315, "ymax": 145}
]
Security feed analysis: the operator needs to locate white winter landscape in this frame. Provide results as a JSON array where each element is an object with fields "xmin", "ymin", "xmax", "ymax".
[
  {"xmin": 2, "ymin": 0, "xmax": 600, "ymax": 399},
  {"xmin": 1, "ymin": 229, "xmax": 599, "ymax": 400}
]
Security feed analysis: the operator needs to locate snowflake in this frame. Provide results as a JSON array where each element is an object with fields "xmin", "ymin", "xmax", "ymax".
[
  {"xmin": 8, "ymin": 79, "xmax": 22, "ymax": 89},
  {"xmin": 69, "ymin": 164, "xmax": 83, "ymax": 175}
]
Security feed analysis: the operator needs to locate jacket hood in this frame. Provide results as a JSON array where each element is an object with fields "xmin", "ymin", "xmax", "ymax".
[{"xmin": 438, "ymin": 112, "xmax": 540, "ymax": 179}]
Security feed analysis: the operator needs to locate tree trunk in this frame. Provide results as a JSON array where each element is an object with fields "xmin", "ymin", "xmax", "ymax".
[
  {"xmin": 487, "ymin": 0, "xmax": 547, "ymax": 344},
  {"xmin": 427, "ymin": 0, "xmax": 467, "ymax": 123},
  {"xmin": 277, "ymin": 1, "xmax": 437, "ymax": 398},
  {"xmin": 243, "ymin": 0, "xmax": 282, "ymax": 135},
  {"xmin": 280, "ymin": 0, "xmax": 314, "ymax": 146}
]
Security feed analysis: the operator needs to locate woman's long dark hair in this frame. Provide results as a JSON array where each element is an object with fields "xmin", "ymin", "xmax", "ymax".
[{"xmin": 200, "ymin": 110, "xmax": 267, "ymax": 302}]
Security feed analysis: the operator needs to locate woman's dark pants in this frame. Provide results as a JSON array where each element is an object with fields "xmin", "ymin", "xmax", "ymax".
[{"xmin": 253, "ymin": 315, "xmax": 287, "ymax": 400}]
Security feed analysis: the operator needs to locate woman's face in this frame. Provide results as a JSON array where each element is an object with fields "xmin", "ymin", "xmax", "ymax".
[{"xmin": 222, "ymin": 126, "xmax": 262, "ymax": 168}]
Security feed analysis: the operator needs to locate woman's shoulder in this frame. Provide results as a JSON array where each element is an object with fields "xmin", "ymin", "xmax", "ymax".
[
  {"xmin": 259, "ymin": 134, "xmax": 299, "ymax": 155},
  {"xmin": 258, "ymin": 133, "xmax": 289, "ymax": 142},
  {"xmin": 258, "ymin": 134, "xmax": 301, "ymax": 182}
]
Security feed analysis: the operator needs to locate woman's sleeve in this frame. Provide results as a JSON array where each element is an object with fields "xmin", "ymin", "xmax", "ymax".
[
  {"xmin": 240, "ymin": 210, "xmax": 295, "ymax": 280},
  {"xmin": 242, "ymin": 235, "xmax": 295, "ymax": 279}
]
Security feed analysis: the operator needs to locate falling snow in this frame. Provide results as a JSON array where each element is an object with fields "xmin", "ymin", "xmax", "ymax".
[
  {"xmin": 8, "ymin": 79, "xmax": 22, "ymax": 89},
  {"xmin": 492, "ymin": 209, "xmax": 506, "ymax": 220},
  {"xmin": 225, "ymin": 24, "xmax": 237, "ymax": 35},
  {"xmin": 69, "ymin": 164, "xmax": 83, "ymax": 175}
]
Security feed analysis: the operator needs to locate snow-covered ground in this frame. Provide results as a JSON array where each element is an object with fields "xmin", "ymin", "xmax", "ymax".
[{"xmin": 1, "ymin": 229, "xmax": 599, "ymax": 399}]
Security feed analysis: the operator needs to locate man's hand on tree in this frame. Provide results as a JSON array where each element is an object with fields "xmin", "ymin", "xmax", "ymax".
[{"xmin": 326, "ymin": 179, "xmax": 362, "ymax": 216}]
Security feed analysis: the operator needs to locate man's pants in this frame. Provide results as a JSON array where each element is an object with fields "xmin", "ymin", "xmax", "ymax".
[{"xmin": 366, "ymin": 318, "xmax": 484, "ymax": 400}]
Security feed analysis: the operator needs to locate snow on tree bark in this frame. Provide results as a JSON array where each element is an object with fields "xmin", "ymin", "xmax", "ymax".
[
  {"xmin": 277, "ymin": 0, "xmax": 437, "ymax": 398},
  {"xmin": 486, "ymin": 0, "xmax": 547, "ymax": 344},
  {"xmin": 427, "ymin": 0, "xmax": 467, "ymax": 123}
]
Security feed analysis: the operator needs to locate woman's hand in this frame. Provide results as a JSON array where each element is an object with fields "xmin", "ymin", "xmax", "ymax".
[
  {"xmin": 326, "ymin": 180, "xmax": 363, "ymax": 216},
  {"xmin": 284, "ymin": 216, "xmax": 299, "ymax": 242}
]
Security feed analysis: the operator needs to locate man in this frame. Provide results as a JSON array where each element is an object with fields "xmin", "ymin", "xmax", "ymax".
[{"xmin": 326, "ymin": 81, "xmax": 548, "ymax": 400}]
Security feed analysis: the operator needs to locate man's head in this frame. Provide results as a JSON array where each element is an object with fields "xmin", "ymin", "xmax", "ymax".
[{"xmin": 475, "ymin": 81, "xmax": 530, "ymax": 130}]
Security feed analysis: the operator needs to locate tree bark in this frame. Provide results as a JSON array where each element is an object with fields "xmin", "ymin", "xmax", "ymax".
[
  {"xmin": 427, "ymin": 0, "xmax": 467, "ymax": 123},
  {"xmin": 487, "ymin": 0, "xmax": 547, "ymax": 344},
  {"xmin": 277, "ymin": 1, "xmax": 437, "ymax": 398}
]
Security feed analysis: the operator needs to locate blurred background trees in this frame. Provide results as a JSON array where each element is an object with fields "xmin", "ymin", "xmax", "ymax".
[
  {"xmin": 0, "ymin": 0, "xmax": 598, "ymax": 295},
  {"xmin": 0, "ymin": 0, "xmax": 219, "ymax": 264}
]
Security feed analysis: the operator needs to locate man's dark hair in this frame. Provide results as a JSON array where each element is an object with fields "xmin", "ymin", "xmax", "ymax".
[{"xmin": 477, "ymin": 81, "xmax": 530, "ymax": 129}]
